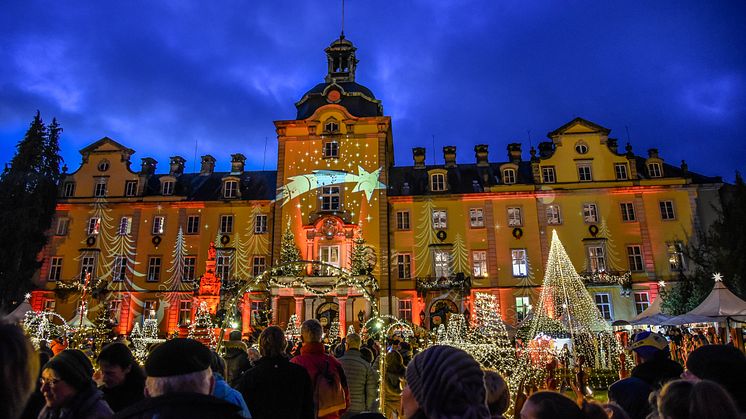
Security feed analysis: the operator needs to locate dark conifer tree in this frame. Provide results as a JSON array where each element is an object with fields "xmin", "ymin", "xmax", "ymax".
[{"xmin": 0, "ymin": 112, "xmax": 63, "ymax": 311}]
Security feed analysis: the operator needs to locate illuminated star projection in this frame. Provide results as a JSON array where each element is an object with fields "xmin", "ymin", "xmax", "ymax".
[{"xmin": 275, "ymin": 166, "xmax": 385, "ymax": 205}]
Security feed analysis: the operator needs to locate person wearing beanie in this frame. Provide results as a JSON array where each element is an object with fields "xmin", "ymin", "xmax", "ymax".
[
  {"xmin": 224, "ymin": 330, "xmax": 251, "ymax": 387},
  {"xmin": 683, "ymin": 344, "xmax": 746, "ymax": 413},
  {"xmin": 628, "ymin": 331, "xmax": 682, "ymax": 388},
  {"xmin": 39, "ymin": 349, "xmax": 114, "ymax": 419},
  {"xmin": 96, "ymin": 342, "xmax": 146, "ymax": 413},
  {"xmin": 113, "ymin": 338, "xmax": 243, "ymax": 419},
  {"xmin": 608, "ymin": 377, "xmax": 653, "ymax": 419},
  {"xmin": 401, "ymin": 345, "xmax": 490, "ymax": 419}
]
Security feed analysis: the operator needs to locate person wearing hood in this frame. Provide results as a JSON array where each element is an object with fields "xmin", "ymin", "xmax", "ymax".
[
  {"xmin": 223, "ymin": 331, "xmax": 251, "ymax": 387},
  {"xmin": 39, "ymin": 349, "xmax": 113, "ymax": 419},
  {"xmin": 210, "ymin": 351, "xmax": 251, "ymax": 418}
]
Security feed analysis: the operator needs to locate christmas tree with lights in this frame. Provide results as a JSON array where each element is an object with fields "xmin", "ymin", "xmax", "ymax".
[
  {"xmin": 473, "ymin": 293, "xmax": 515, "ymax": 374},
  {"xmin": 279, "ymin": 222, "xmax": 303, "ymax": 276},
  {"xmin": 285, "ymin": 314, "xmax": 301, "ymax": 341},
  {"xmin": 328, "ymin": 318, "xmax": 340, "ymax": 341},
  {"xmin": 188, "ymin": 301, "xmax": 217, "ymax": 349},
  {"xmin": 350, "ymin": 237, "xmax": 372, "ymax": 275}
]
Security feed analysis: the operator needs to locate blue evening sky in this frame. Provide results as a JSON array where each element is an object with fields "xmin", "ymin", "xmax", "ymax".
[{"xmin": 1, "ymin": 1, "xmax": 744, "ymax": 181}]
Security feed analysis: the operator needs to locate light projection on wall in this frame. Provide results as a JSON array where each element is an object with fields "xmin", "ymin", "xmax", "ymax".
[{"xmin": 275, "ymin": 166, "xmax": 385, "ymax": 205}]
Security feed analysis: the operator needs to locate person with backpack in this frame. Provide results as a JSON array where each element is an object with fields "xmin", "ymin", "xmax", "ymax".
[{"xmin": 291, "ymin": 319, "xmax": 350, "ymax": 419}]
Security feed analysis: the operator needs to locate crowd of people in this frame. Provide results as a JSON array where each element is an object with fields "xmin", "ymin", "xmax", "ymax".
[{"xmin": 2, "ymin": 318, "xmax": 746, "ymax": 419}]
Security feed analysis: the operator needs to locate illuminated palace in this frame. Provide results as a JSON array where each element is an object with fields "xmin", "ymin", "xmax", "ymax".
[{"xmin": 31, "ymin": 35, "xmax": 722, "ymax": 337}]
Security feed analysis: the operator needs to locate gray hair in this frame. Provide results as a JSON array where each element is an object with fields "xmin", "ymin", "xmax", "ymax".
[
  {"xmin": 145, "ymin": 368, "xmax": 212, "ymax": 397},
  {"xmin": 301, "ymin": 319, "xmax": 323, "ymax": 343}
]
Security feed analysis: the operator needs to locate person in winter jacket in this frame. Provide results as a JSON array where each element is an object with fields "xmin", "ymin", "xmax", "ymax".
[
  {"xmin": 210, "ymin": 351, "xmax": 251, "ymax": 418},
  {"xmin": 629, "ymin": 331, "xmax": 682, "ymax": 388},
  {"xmin": 96, "ymin": 343, "xmax": 145, "ymax": 413},
  {"xmin": 237, "ymin": 326, "xmax": 314, "ymax": 419},
  {"xmin": 338, "ymin": 333, "xmax": 378, "ymax": 417},
  {"xmin": 0, "ymin": 322, "xmax": 39, "ymax": 419},
  {"xmin": 38, "ymin": 349, "xmax": 114, "ymax": 419},
  {"xmin": 291, "ymin": 319, "xmax": 350, "ymax": 419},
  {"xmin": 382, "ymin": 351, "xmax": 405, "ymax": 419},
  {"xmin": 113, "ymin": 338, "xmax": 242, "ymax": 419},
  {"xmin": 223, "ymin": 331, "xmax": 252, "ymax": 387}
]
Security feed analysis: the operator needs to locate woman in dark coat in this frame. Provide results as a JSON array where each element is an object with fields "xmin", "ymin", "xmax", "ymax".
[{"xmin": 96, "ymin": 343, "xmax": 145, "ymax": 413}]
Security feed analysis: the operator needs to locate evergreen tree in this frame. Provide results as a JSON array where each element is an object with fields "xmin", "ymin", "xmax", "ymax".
[
  {"xmin": 0, "ymin": 112, "xmax": 63, "ymax": 310},
  {"xmin": 279, "ymin": 223, "xmax": 303, "ymax": 276},
  {"xmin": 350, "ymin": 237, "xmax": 372, "ymax": 275}
]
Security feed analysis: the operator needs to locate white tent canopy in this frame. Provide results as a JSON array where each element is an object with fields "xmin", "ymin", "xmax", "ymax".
[
  {"xmin": 664, "ymin": 278, "xmax": 746, "ymax": 325},
  {"xmin": 4, "ymin": 300, "xmax": 32, "ymax": 323},
  {"xmin": 68, "ymin": 309, "xmax": 95, "ymax": 328},
  {"xmin": 631, "ymin": 295, "xmax": 672, "ymax": 325}
]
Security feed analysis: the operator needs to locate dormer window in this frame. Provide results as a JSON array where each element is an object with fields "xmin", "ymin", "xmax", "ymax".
[
  {"xmin": 324, "ymin": 119, "xmax": 340, "ymax": 133},
  {"xmin": 472, "ymin": 180, "xmax": 483, "ymax": 192},
  {"xmin": 402, "ymin": 182, "xmax": 410, "ymax": 195},
  {"xmin": 430, "ymin": 173, "xmax": 446, "ymax": 192},
  {"xmin": 323, "ymin": 141, "xmax": 339, "ymax": 158},
  {"xmin": 161, "ymin": 180, "xmax": 174, "ymax": 196},
  {"xmin": 224, "ymin": 180, "xmax": 239, "ymax": 199},
  {"xmin": 647, "ymin": 162, "xmax": 663, "ymax": 178},
  {"xmin": 503, "ymin": 169, "xmax": 516, "ymax": 184}
]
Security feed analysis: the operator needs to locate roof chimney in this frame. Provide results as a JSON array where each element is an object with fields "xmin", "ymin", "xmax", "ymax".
[
  {"xmin": 443, "ymin": 146, "xmax": 456, "ymax": 168},
  {"xmin": 475, "ymin": 144, "xmax": 489, "ymax": 167},
  {"xmin": 140, "ymin": 158, "xmax": 157, "ymax": 175},
  {"xmin": 169, "ymin": 156, "xmax": 185, "ymax": 176},
  {"xmin": 231, "ymin": 153, "xmax": 246, "ymax": 174},
  {"xmin": 507, "ymin": 143, "xmax": 522, "ymax": 163},
  {"xmin": 200, "ymin": 155, "xmax": 216, "ymax": 176},
  {"xmin": 648, "ymin": 148, "xmax": 659, "ymax": 159},
  {"xmin": 413, "ymin": 147, "xmax": 426, "ymax": 169}
]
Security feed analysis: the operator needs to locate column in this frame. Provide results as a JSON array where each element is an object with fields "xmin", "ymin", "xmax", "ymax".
[
  {"xmin": 338, "ymin": 296, "xmax": 348, "ymax": 337},
  {"xmin": 294, "ymin": 296, "xmax": 305, "ymax": 322},
  {"xmin": 271, "ymin": 295, "xmax": 279, "ymax": 325},
  {"xmin": 241, "ymin": 292, "xmax": 252, "ymax": 335}
]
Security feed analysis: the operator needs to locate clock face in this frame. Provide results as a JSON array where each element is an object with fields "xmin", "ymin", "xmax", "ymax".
[{"xmin": 327, "ymin": 89, "xmax": 341, "ymax": 103}]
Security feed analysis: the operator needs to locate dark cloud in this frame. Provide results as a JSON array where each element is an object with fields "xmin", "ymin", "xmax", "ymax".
[{"xmin": 1, "ymin": 0, "xmax": 744, "ymax": 180}]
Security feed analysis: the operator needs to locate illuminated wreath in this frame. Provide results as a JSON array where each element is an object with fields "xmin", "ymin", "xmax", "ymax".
[
  {"xmin": 512, "ymin": 227, "xmax": 523, "ymax": 240},
  {"xmin": 589, "ymin": 225, "xmax": 599, "ymax": 237},
  {"xmin": 436, "ymin": 230, "xmax": 447, "ymax": 241},
  {"xmin": 152, "ymin": 235, "xmax": 162, "ymax": 246},
  {"xmin": 220, "ymin": 234, "xmax": 230, "ymax": 245},
  {"xmin": 86, "ymin": 236, "xmax": 96, "ymax": 247}
]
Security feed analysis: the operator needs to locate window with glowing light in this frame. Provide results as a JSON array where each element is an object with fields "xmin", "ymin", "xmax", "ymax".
[
  {"xmin": 396, "ymin": 211, "xmax": 410, "ymax": 230},
  {"xmin": 62, "ymin": 181, "xmax": 75, "ymax": 197},
  {"xmin": 147, "ymin": 257, "xmax": 161, "ymax": 282},
  {"xmin": 577, "ymin": 163, "xmax": 593, "ymax": 182},
  {"xmin": 48, "ymin": 257, "xmax": 63, "ymax": 281},
  {"xmin": 143, "ymin": 301, "xmax": 157, "ymax": 322},
  {"xmin": 396, "ymin": 254, "xmax": 412, "ymax": 279},
  {"xmin": 323, "ymin": 141, "xmax": 339, "ymax": 158},
  {"xmin": 255, "ymin": 214, "xmax": 268, "ymax": 233},
  {"xmin": 55, "ymin": 217, "xmax": 69, "ymax": 236},
  {"xmin": 87, "ymin": 217, "xmax": 101, "ymax": 235},
  {"xmin": 515, "ymin": 296, "xmax": 530, "ymax": 322},
  {"xmin": 250, "ymin": 300, "xmax": 266, "ymax": 326},
  {"xmin": 223, "ymin": 180, "xmax": 239, "ymax": 198},
  {"xmin": 80, "ymin": 256, "xmax": 95, "ymax": 281},
  {"xmin": 430, "ymin": 173, "xmax": 446, "ymax": 192},
  {"xmin": 470, "ymin": 208, "xmax": 485, "ymax": 228},
  {"xmin": 614, "ymin": 163, "xmax": 629, "ymax": 180},
  {"xmin": 507, "ymin": 207, "xmax": 523, "ymax": 227},
  {"xmin": 161, "ymin": 180, "xmax": 175, "ymax": 196},
  {"xmin": 659, "ymin": 201, "xmax": 676, "ymax": 220},
  {"xmin": 178, "ymin": 300, "xmax": 192, "ymax": 326},
  {"xmin": 627, "ymin": 245, "xmax": 644, "ymax": 272},
  {"xmin": 511, "ymin": 249, "xmax": 528, "ymax": 277},
  {"xmin": 152, "ymin": 216, "xmax": 165, "ymax": 235},
  {"xmin": 398, "ymin": 299, "xmax": 413, "ymax": 323},
  {"xmin": 583, "ymin": 203, "xmax": 598, "ymax": 223},
  {"xmin": 594, "ymin": 293, "xmax": 613, "ymax": 320},
  {"xmin": 319, "ymin": 246, "xmax": 340, "ymax": 275},
  {"xmin": 503, "ymin": 169, "xmax": 516, "ymax": 184},
  {"xmin": 647, "ymin": 162, "xmax": 663, "ymax": 178},
  {"xmin": 94, "ymin": 178, "xmax": 108, "ymax": 197},
  {"xmin": 432, "ymin": 209, "xmax": 447, "ymax": 229},
  {"xmin": 219, "ymin": 215, "xmax": 234, "ymax": 234},
  {"xmin": 472, "ymin": 250, "xmax": 487, "ymax": 278},
  {"xmin": 186, "ymin": 215, "xmax": 200, "ymax": 235},
  {"xmin": 620, "ymin": 202, "xmax": 636, "ymax": 222},
  {"xmin": 216, "ymin": 252, "xmax": 232, "ymax": 280},
  {"xmin": 44, "ymin": 299, "xmax": 56, "ymax": 314},
  {"xmin": 113, "ymin": 256, "xmax": 127, "ymax": 282},
  {"xmin": 109, "ymin": 300, "xmax": 121, "ymax": 325},
  {"xmin": 118, "ymin": 216, "xmax": 132, "ymax": 236},
  {"xmin": 252, "ymin": 256, "xmax": 267, "ymax": 277},
  {"xmin": 546, "ymin": 204, "xmax": 562, "ymax": 225},
  {"xmin": 634, "ymin": 292, "xmax": 650, "ymax": 315},
  {"xmin": 668, "ymin": 241, "xmax": 687, "ymax": 271},
  {"xmin": 587, "ymin": 245, "xmax": 607, "ymax": 273},
  {"xmin": 542, "ymin": 166, "xmax": 556, "ymax": 183},
  {"xmin": 321, "ymin": 186, "xmax": 341, "ymax": 211},
  {"xmin": 124, "ymin": 180, "xmax": 138, "ymax": 197},
  {"xmin": 433, "ymin": 249, "xmax": 451, "ymax": 278},
  {"xmin": 183, "ymin": 256, "xmax": 196, "ymax": 281}
]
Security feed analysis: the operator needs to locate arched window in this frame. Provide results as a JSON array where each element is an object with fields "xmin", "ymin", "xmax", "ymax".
[{"xmin": 430, "ymin": 173, "xmax": 446, "ymax": 191}]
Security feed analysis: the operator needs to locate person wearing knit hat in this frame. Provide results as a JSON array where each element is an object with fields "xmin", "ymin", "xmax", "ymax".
[
  {"xmin": 114, "ymin": 338, "xmax": 243, "ymax": 419},
  {"xmin": 628, "ymin": 331, "xmax": 682, "ymax": 388},
  {"xmin": 683, "ymin": 344, "xmax": 746, "ymax": 413},
  {"xmin": 39, "ymin": 349, "xmax": 114, "ymax": 419},
  {"xmin": 401, "ymin": 345, "xmax": 491, "ymax": 419}
]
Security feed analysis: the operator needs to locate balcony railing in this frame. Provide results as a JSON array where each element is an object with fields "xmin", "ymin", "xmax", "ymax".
[
  {"xmin": 580, "ymin": 270, "xmax": 632, "ymax": 289},
  {"xmin": 415, "ymin": 273, "xmax": 471, "ymax": 296}
]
